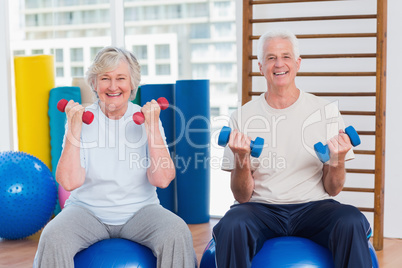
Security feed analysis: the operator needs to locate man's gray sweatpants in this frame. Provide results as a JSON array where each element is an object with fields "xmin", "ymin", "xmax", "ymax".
[{"xmin": 33, "ymin": 204, "xmax": 197, "ymax": 268}]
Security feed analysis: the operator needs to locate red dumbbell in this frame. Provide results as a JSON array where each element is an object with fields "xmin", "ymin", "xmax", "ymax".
[
  {"xmin": 133, "ymin": 97, "xmax": 169, "ymax": 125},
  {"xmin": 57, "ymin": 99, "xmax": 94, "ymax": 125}
]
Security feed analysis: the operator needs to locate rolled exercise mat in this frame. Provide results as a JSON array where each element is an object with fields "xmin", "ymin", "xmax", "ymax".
[
  {"xmin": 48, "ymin": 87, "xmax": 82, "ymax": 178},
  {"xmin": 14, "ymin": 55, "xmax": 55, "ymax": 168},
  {"xmin": 132, "ymin": 85, "xmax": 141, "ymax": 106},
  {"xmin": 48, "ymin": 86, "xmax": 81, "ymax": 215},
  {"xmin": 140, "ymin": 84, "xmax": 176, "ymax": 213},
  {"xmin": 175, "ymin": 79, "xmax": 210, "ymax": 224}
]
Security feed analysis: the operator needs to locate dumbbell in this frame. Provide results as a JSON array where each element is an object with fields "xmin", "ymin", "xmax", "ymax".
[
  {"xmin": 133, "ymin": 97, "xmax": 169, "ymax": 125},
  {"xmin": 57, "ymin": 99, "xmax": 94, "ymax": 125},
  {"xmin": 314, "ymin": 126, "xmax": 361, "ymax": 163},
  {"xmin": 218, "ymin": 126, "xmax": 264, "ymax": 158}
]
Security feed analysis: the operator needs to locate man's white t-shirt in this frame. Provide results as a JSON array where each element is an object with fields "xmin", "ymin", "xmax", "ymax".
[
  {"xmin": 64, "ymin": 102, "xmax": 167, "ymax": 225},
  {"xmin": 221, "ymin": 90, "xmax": 354, "ymax": 204}
]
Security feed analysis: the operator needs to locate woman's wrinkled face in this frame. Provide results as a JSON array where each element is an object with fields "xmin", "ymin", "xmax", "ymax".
[{"xmin": 96, "ymin": 60, "xmax": 132, "ymax": 118}]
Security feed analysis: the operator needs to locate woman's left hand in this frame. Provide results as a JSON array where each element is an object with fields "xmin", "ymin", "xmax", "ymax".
[{"xmin": 141, "ymin": 100, "xmax": 161, "ymax": 129}]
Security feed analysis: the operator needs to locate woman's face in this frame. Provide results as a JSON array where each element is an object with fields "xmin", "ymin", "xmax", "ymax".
[{"xmin": 96, "ymin": 60, "xmax": 132, "ymax": 118}]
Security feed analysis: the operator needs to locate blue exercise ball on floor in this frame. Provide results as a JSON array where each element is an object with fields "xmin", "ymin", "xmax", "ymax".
[
  {"xmin": 0, "ymin": 151, "xmax": 57, "ymax": 240},
  {"xmin": 252, "ymin": 236, "xmax": 334, "ymax": 267},
  {"xmin": 200, "ymin": 237, "xmax": 379, "ymax": 268},
  {"xmin": 74, "ymin": 238, "xmax": 157, "ymax": 268}
]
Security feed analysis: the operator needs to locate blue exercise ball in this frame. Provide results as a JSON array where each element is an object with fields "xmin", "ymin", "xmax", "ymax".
[
  {"xmin": 74, "ymin": 238, "xmax": 157, "ymax": 268},
  {"xmin": 0, "ymin": 151, "xmax": 57, "ymax": 240},
  {"xmin": 200, "ymin": 239, "xmax": 216, "ymax": 268},
  {"xmin": 251, "ymin": 236, "xmax": 334, "ymax": 267},
  {"xmin": 200, "ymin": 237, "xmax": 379, "ymax": 268}
]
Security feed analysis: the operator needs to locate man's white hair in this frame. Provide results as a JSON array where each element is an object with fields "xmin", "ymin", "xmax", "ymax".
[{"xmin": 257, "ymin": 29, "xmax": 300, "ymax": 64}]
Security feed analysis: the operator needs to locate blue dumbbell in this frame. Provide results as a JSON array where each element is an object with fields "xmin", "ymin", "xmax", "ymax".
[
  {"xmin": 218, "ymin": 126, "xmax": 264, "ymax": 158},
  {"xmin": 314, "ymin": 126, "xmax": 361, "ymax": 163}
]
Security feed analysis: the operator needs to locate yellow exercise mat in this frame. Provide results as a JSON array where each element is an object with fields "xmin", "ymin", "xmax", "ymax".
[
  {"xmin": 14, "ymin": 55, "xmax": 55, "ymax": 169},
  {"xmin": 72, "ymin": 77, "xmax": 94, "ymax": 107}
]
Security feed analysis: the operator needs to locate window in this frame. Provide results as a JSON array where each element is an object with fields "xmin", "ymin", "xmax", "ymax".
[
  {"xmin": 155, "ymin": 44, "xmax": 170, "ymax": 60},
  {"xmin": 156, "ymin": 64, "xmax": 170, "ymax": 75},
  {"xmin": 191, "ymin": 24, "xmax": 210, "ymax": 39},
  {"xmin": 13, "ymin": 50, "xmax": 25, "ymax": 56},
  {"xmin": 191, "ymin": 44, "xmax": 209, "ymax": 60},
  {"xmin": 210, "ymin": 107, "xmax": 220, "ymax": 117},
  {"xmin": 56, "ymin": 67, "xmax": 64, "ymax": 77},
  {"xmin": 90, "ymin": 47, "xmax": 103, "ymax": 61},
  {"xmin": 141, "ymin": 65, "xmax": 148, "ymax": 76},
  {"xmin": 166, "ymin": 5, "xmax": 181, "ymax": 19},
  {"xmin": 144, "ymin": 6, "xmax": 159, "ymax": 20},
  {"xmin": 71, "ymin": 67, "xmax": 84, "ymax": 77},
  {"xmin": 187, "ymin": 3, "xmax": 209, "ymax": 18},
  {"xmin": 32, "ymin": 49, "xmax": 44, "ymax": 55},
  {"xmin": 213, "ymin": 22, "xmax": 234, "ymax": 38},
  {"xmin": 70, "ymin": 48, "xmax": 84, "ymax": 62},
  {"xmin": 192, "ymin": 64, "xmax": 209, "ymax": 78},
  {"xmin": 216, "ymin": 63, "xmax": 233, "ymax": 78},
  {"xmin": 213, "ymin": 1, "xmax": 231, "ymax": 18},
  {"xmin": 55, "ymin": 49, "xmax": 64, "ymax": 63},
  {"xmin": 132, "ymin": 45, "xmax": 147, "ymax": 60}
]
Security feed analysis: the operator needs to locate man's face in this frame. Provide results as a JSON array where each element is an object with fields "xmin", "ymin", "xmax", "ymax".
[{"xmin": 258, "ymin": 37, "xmax": 301, "ymax": 89}]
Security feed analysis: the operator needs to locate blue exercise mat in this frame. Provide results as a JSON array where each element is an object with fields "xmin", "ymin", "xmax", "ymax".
[
  {"xmin": 140, "ymin": 84, "xmax": 176, "ymax": 213},
  {"xmin": 48, "ymin": 86, "xmax": 81, "ymax": 214},
  {"xmin": 175, "ymin": 79, "xmax": 210, "ymax": 224}
]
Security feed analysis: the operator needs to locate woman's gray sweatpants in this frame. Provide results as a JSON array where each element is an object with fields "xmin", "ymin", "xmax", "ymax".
[{"xmin": 33, "ymin": 204, "xmax": 197, "ymax": 268}]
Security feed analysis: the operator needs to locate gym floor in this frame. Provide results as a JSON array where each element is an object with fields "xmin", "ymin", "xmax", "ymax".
[{"xmin": 1, "ymin": 218, "xmax": 401, "ymax": 267}]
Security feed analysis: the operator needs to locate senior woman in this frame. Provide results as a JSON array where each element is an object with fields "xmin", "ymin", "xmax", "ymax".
[{"xmin": 34, "ymin": 47, "xmax": 196, "ymax": 268}]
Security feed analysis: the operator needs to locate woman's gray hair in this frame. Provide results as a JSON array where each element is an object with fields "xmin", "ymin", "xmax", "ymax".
[
  {"xmin": 257, "ymin": 29, "xmax": 300, "ymax": 64},
  {"xmin": 85, "ymin": 46, "xmax": 141, "ymax": 102}
]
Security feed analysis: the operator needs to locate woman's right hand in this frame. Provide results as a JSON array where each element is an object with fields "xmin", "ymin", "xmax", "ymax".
[{"xmin": 65, "ymin": 100, "xmax": 85, "ymax": 144}]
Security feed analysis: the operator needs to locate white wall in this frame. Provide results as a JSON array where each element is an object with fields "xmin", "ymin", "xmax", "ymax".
[{"xmin": 384, "ymin": 0, "xmax": 402, "ymax": 238}]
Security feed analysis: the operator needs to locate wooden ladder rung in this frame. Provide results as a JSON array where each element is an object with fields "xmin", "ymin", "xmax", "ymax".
[
  {"xmin": 250, "ymin": 33, "xmax": 377, "ymax": 39},
  {"xmin": 343, "ymin": 187, "xmax": 375, "ymax": 193},
  {"xmin": 250, "ymin": 53, "xmax": 377, "ymax": 60},
  {"xmin": 250, "ymin": 14, "xmax": 376, "ymax": 23},
  {"xmin": 249, "ymin": 72, "xmax": 376, "ymax": 76}
]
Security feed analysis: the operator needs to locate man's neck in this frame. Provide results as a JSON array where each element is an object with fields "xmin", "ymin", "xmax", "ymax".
[{"xmin": 265, "ymin": 85, "xmax": 300, "ymax": 109}]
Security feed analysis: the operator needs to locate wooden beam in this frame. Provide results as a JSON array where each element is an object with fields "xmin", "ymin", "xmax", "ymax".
[
  {"xmin": 250, "ymin": 72, "xmax": 376, "ymax": 76},
  {"xmin": 343, "ymin": 187, "xmax": 375, "ymax": 193},
  {"xmin": 248, "ymin": 91, "xmax": 377, "ymax": 98},
  {"xmin": 346, "ymin": 169, "xmax": 376, "ymax": 174},
  {"xmin": 373, "ymin": 0, "xmax": 387, "ymax": 251},
  {"xmin": 250, "ymin": 14, "xmax": 377, "ymax": 23},
  {"xmin": 250, "ymin": 53, "xmax": 377, "ymax": 59},
  {"xmin": 250, "ymin": 0, "xmax": 342, "ymax": 4},
  {"xmin": 250, "ymin": 33, "xmax": 377, "ymax": 39},
  {"xmin": 242, "ymin": 0, "xmax": 253, "ymax": 105}
]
